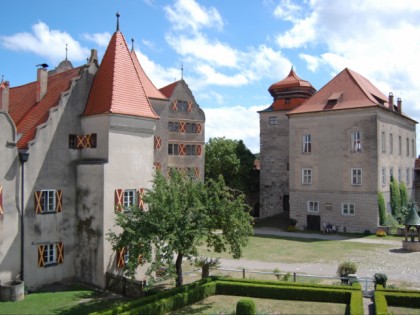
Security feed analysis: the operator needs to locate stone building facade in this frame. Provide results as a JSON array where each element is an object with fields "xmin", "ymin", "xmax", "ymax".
[
  {"xmin": 0, "ymin": 20, "xmax": 205, "ymax": 290},
  {"xmin": 260, "ymin": 68, "xmax": 416, "ymax": 232}
]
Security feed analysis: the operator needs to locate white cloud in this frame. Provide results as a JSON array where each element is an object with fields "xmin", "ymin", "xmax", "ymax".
[
  {"xmin": 299, "ymin": 53, "xmax": 320, "ymax": 72},
  {"xmin": 0, "ymin": 22, "xmax": 90, "ymax": 63},
  {"xmin": 164, "ymin": 0, "xmax": 223, "ymax": 33},
  {"xmin": 204, "ymin": 104, "xmax": 267, "ymax": 153},
  {"xmin": 81, "ymin": 32, "xmax": 112, "ymax": 47},
  {"xmin": 194, "ymin": 64, "xmax": 248, "ymax": 87},
  {"xmin": 273, "ymin": 0, "xmax": 303, "ymax": 22}
]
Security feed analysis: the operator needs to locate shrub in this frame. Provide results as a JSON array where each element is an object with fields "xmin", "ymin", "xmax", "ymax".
[
  {"xmin": 374, "ymin": 273, "xmax": 388, "ymax": 288},
  {"xmin": 374, "ymin": 291, "xmax": 388, "ymax": 315},
  {"xmin": 289, "ymin": 218, "xmax": 297, "ymax": 226},
  {"xmin": 236, "ymin": 298, "xmax": 256, "ymax": 315},
  {"xmin": 336, "ymin": 261, "xmax": 357, "ymax": 284},
  {"xmin": 376, "ymin": 229, "xmax": 387, "ymax": 237},
  {"xmin": 377, "ymin": 192, "xmax": 386, "ymax": 226},
  {"xmin": 287, "ymin": 225, "xmax": 297, "ymax": 232}
]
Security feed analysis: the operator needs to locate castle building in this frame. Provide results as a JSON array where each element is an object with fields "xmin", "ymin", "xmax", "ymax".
[
  {"xmin": 0, "ymin": 18, "xmax": 205, "ymax": 290},
  {"xmin": 259, "ymin": 68, "xmax": 416, "ymax": 232}
]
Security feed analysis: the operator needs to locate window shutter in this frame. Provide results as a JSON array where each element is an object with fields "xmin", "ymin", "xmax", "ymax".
[
  {"xmin": 179, "ymin": 144, "xmax": 186, "ymax": 156},
  {"xmin": 154, "ymin": 162, "xmax": 161, "ymax": 171},
  {"xmin": 115, "ymin": 189, "xmax": 124, "ymax": 212},
  {"xmin": 76, "ymin": 135, "xmax": 85, "ymax": 149},
  {"xmin": 196, "ymin": 123, "xmax": 202, "ymax": 133},
  {"xmin": 85, "ymin": 134, "xmax": 92, "ymax": 148},
  {"xmin": 38, "ymin": 245, "xmax": 45, "ymax": 267},
  {"xmin": 0, "ymin": 185, "xmax": 3, "ymax": 215},
  {"xmin": 172, "ymin": 100, "xmax": 178, "ymax": 111},
  {"xmin": 138, "ymin": 188, "xmax": 145, "ymax": 210},
  {"xmin": 117, "ymin": 248, "xmax": 125, "ymax": 268},
  {"xmin": 196, "ymin": 145, "xmax": 202, "ymax": 156},
  {"xmin": 179, "ymin": 122, "xmax": 186, "ymax": 133},
  {"xmin": 56, "ymin": 242, "xmax": 64, "ymax": 264},
  {"xmin": 55, "ymin": 190, "xmax": 62, "ymax": 212},
  {"xmin": 187, "ymin": 100, "xmax": 193, "ymax": 112},
  {"xmin": 195, "ymin": 168, "xmax": 200, "ymax": 178},
  {"xmin": 34, "ymin": 191, "xmax": 42, "ymax": 214},
  {"xmin": 154, "ymin": 137, "xmax": 161, "ymax": 149}
]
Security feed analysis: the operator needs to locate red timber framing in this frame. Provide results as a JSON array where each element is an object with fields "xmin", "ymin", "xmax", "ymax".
[
  {"xmin": 172, "ymin": 100, "xmax": 178, "ymax": 111},
  {"xmin": 34, "ymin": 190, "xmax": 62, "ymax": 214},
  {"xmin": 38, "ymin": 242, "xmax": 64, "ymax": 267},
  {"xmin": 138, "ymin": 188, "xmax": 145, "ymax": 210},
  {"xmin": 154, "ymin": 136, "xmax": 162, "ymax": 149},
  {"xmin": 196, "ymin": 145, "xmax": 202, "ymax": 156},
  {"xmin": 196, "ymin": 123, "xmax": 202, "ymax": 133},
  {"xmin": 187, "ymin": 100, "xmax": 193, "ymax": 112}
]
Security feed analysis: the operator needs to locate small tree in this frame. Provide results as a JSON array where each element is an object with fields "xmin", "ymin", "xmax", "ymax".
[
  {"xmin": 399, "ymin": 182, "xmax": 408, "ymax": 209},
  {"xmin": 108, "ymin": 170, "xmax": 253, "ymax": 287},
  {"xmin": 337, "ymin": 261, "xmax": 357, "ymax": 284},
  {"xmin": 390, "ymin": 177, "xmax": 401, "ymax": 217},
  {"xmin": 378, "ymin": 192, "xmax": 386, "ymax": 226},
  {"xmin": 236, "ymin": 298, "xmax": 256, "ymax": 315}
]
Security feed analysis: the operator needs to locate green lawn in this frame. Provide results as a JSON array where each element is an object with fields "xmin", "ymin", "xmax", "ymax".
[
  {"xmin": 387, "ymin": 306, "xmax": 420, "ymax": 315},
  {"xmin": 0, "ymin": 285, "xmax": 129, "ymax": 315},
  {"xmin": 198, "ymin": 234, "xmax": 394, "ymax": 264},
  {"xmin": 169, "ymin": 295, "xmax": 348, "ymax": 315}
]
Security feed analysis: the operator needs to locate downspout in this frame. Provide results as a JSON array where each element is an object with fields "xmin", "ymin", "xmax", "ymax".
[{"xmin": 18, "ymin": 150, "xmax": 29, "ymax": 281}]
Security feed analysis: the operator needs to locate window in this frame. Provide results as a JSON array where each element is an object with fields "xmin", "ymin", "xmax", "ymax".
[
  {"xmin": 123, "ymin": 189, "xmax": 137, "ymax": 210},
  {"xmin": 34, "ymin": 190, "xmax": 62, "ymax": 214},
  {"xmin": 302, "ymin": 134, "xmax": 311, "ymax": 153},
  {"xmin": 307, "ymin": 201, "xmax": 319, "ymax": 213},
  {"xmin": 407, "ymin": 168, "xmax": 411, "ymax": 185},
  {"xmin": 342, "ymin": 203, "xmax": 355, "ymax": 216},
  {"xmin": 41, "ymin": 190, "xmax": 55, "ymax": 213},
  {"xmin": 168, "ymin": 122, "xmax": 180, "ymax": 132},
  {"xmin": 399, "ymin": 136, "xmax": 402, "ymax": 155},
  {"xmin": 351, "ymin": 131, "xmax": 362, "ymax": 152},
  {"xmin": 302, "ymin": 168, "xmax": 312, "ymax": 184},
  {"xmin": 381, "ymin": 132, "xmax": 386, "ymax": 153},
  {"xmin": 186, "ymin": 144, "xmax": 196, "ymax": 156},
  {"xmin": 69, "ymin": 134, "xmax": 77, "ymax": 149},
  {"xmin": 38, "ymin": 242, "xmax": 64, "ymax": 267},
  {"xmin": 381, "ymin": 167, "xmax": 386, "ymax": 186},
  {"xmin": 412, "ymin": 139, "xmax": 415, "ymax": 158},
  {"xmin": 389, "ymin": 134, "xmax": 393, "ymax": 154},
  {"xmin": 407, "ymin": 138, "xmax": 410, "ymax": 157},
  {"xmin": 185, "ymin": 123, "xmax": 197, "ymax": 133},
  {"xmin": 269, "ymin": 117, "xmax": 278, "ymax": 125},
  {"xmin": 351, "ymin": 168, "xmax": 362, "ymax": 185},
  {"xmin": 177, "ymin": 100, "xmax": 188, "ymax": 112},
  {"xmin": 398, "ymin": 167, "xmax": 402, "ymax": 183},
  {"xmin": 168, "ymin": 143, "xmax": 179, "ymax": 155}
]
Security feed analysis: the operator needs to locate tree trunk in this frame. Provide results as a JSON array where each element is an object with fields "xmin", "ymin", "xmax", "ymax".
[{"xmin": 175, "ymin": 253, "xmax": 183, "ymax": 287}]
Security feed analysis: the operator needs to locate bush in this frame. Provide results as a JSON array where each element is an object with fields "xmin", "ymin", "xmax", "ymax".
[
  {"xmin": 376, "ymin": 229, "xmax": 387, "ymax": 237},
  {"xmin": 374, "ymin": 273, "xmax": 388, "ymax": 288},
  {"xmin": 236, "ymin": 298, "xmax": 256, "ymax": 315},
  {"xmin": 378, "ymin": 192, "xmax": 387, "ymax": 226},
  {"xmin": 374, "ymin": 291, "xmax": 388, "ymax": 315},
  {"xmin": 336, "ymin": 261, "xmax": 357, "ymax": 284},
  {"xmin": 287, "ymin": 225, "xmax": 297, "ymax": 232}
]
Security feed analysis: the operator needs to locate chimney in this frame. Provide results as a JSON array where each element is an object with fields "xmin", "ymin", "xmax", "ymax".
[
  {"xmin": 88, "ymin": 49, "xmax": 98, "ymax": 65},
  {"xmin": 397, "ymin": 98, "xmax": 402, "ymax": 113},
  {"xmin": 388, "ymin": 92, "xmax": 394, "ymax": 110},
  {"xmin": 0, "ymin": 80, "xmax": 10, "ymax": 112},
  {"xmin": 36, "ymin": 68, "xmax": 48, "ymax": 102}
]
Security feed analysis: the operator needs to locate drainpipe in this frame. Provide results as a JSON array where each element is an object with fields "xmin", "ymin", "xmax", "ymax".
[{"xmin": 18, "ymin": 150, "xmax": 29, "ymax": 282}]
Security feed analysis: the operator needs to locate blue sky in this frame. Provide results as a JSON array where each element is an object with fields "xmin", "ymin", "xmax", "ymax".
[{"xmin": 1, "ymin": 0, "xmax": 420, "ymax": 153}]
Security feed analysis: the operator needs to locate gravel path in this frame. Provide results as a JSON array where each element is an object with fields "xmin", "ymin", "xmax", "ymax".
[{"xmin": 218, "ymin": 227, "xmax": 420, "ymax": 287}]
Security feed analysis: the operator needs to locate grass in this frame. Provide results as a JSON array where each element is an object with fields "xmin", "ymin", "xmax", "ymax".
[
  {"xmin": 0, "ymin": 284, "xmax": 129, "ymax": 315},
  {"xmin": 387, "ymin": 306, "xmax": 420, "ymax": 314},
  {"xmin": 169, "ymin": 295, "xmax": 348, "ymax": 314},
  {"xmin": 198, "ymin": 234, "xmax": 394, "ymax": 264}
]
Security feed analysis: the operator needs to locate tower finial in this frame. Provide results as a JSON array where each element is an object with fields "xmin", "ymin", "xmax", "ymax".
[
  {"xmin": 131, "ymin": 38, "xmax": 134, "ymax": 52},
  {"xmin": 65, "ymin": 43, "xmax": 68, "ymax": 61},
  {"xmin": 181, "ymin": 64, "xmax": 184, "ymax": 79},
  {"xmin": 116, "ymin": 12, "xmax": 120, "ymax": 32}
]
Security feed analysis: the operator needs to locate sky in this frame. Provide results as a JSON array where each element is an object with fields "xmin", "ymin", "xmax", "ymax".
[{"xmin": 1, "ymin": 0, "xmax": 420, "ymax": 153}]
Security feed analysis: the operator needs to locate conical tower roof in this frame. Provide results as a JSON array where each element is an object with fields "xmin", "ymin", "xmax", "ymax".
[
  {"xmin": 83, "ymin": 30, "xmax": 158, "ymax": 119},
  {"xmin": 268, "ymin": 67, "xmax": 315, "ymax": 94},
  {"xmin": 404, "ymin": 203, "xmax": 420, "ymax": 226}
]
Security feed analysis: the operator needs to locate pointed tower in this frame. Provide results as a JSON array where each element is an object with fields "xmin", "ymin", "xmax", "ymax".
[
  {"xmin": 76, "ymin": 14, "xmax": 158, "ymax": 288},
  {"xmin": 258, "ymin": 68, "xmax": 315, "ymax": 218}
]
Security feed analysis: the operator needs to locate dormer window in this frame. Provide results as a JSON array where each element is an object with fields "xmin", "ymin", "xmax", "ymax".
[{"xmin": 324, "ymin": 92, "xmax": 342, "ymax": 109}]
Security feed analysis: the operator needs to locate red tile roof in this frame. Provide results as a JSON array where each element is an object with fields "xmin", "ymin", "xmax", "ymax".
[
  {"xmin": 130, "ymin": 50, "xmax": 167, "ymax": 100},
  {"xmin": 9, "ymin": 67, "xmax": 82, "ymax": 149},
  {"xmin": 83, "ymin": 31, "xmax": 158, "ymax": 119},
  {"xmin": 269, "ymin": 68, "xmax": 314, "ymax": 92},
  {"xmin": 159, "ymin": 81, "xmax": 179, "ymax": 98},
  {"xmin": 288, "ymin": 68, "xmax": 389, "ymax": 115}
]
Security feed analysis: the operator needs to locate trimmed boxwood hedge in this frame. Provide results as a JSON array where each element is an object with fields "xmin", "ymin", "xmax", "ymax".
[
  {"xmin": 91, "ymin": 277, "xmax": 362, "ymax": 315},
  {"xmin": 374, "ymin": 285, "xmax": 420, "ymax": 314}
]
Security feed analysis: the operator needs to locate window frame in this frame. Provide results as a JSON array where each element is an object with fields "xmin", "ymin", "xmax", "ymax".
[
  {"xmin": 41, "ymin": 189, "xmax": 56, "ymax": 213},
  {"xmin": 342, "ymin": 203, "xmax": 355, "ymax": 216},
  {"xmin": 351, "ymin": 168, "xmax": 362, "ymax": 186},
  {"xmin": 381, "ymin": 167, "xmax": 386, "ymax": 186},
  {"xmin": 123, "ymin": 189, "xmax": 137, "ymax": 211},
  {"xmin": 381, "ymin": 131, "xmax": 386, "ymax": 153},
  {"xmin": 351, "ymin": 130, "xmax": 362, "ymax": 152},
  {"xmin": 302, "ymin": 168, "xmax": 312, "ymax": 185},
  {"xmin": 302, "ymin": 134, "xmax": 312, "ymax": 153},
  {"xmin": 407, "ymin": 137, "xmax": 410, "ymax": 157},
  {"xmin": 389, "ymin": 133, "xmax": 393, "ymax": 155},
  {"xmin": 43, "ymin": 243, "xmax": 57, "ymax": 266},
  {"xmin": 307, "ymin": 201, "xmax": 319, "ymax": 213},
  {"xmin": 269, "ymin": 116, "xmax": 278, "ymax": 125},
  {"xmin": 407, "ymin": 167, "xmax": 411, "ymax": 185}
]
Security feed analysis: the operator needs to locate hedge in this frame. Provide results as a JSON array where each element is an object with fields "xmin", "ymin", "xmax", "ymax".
[
  {"xmin": 374, "ymin": 291, "xmax": 388, "ymax": 315},
  {"xmin": 91, "ymin": 277, "xmax": 362, "ymax": 315},
  {"xmin": 374, "ymin": 286, "xmax": 420, "ymax": 314}
]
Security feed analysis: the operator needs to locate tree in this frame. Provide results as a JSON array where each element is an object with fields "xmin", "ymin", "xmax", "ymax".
[
  {"xmin": 377, "ymin": 192, "xmax": 386, "ymax": 226},
  {"xmin": 107, "ymin": 170, "xmax": 253, "ymax": 287},
  {"xmin": 399, "ymin": 182, "xmax": 408, "ymax": 209},
  {"xmin": 390, "ymin": 176, "xmax": 401, "ymax": 217},
  {"xmin": 205, "ymin": 137, "xmax": 257, "ymax": 193}
]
